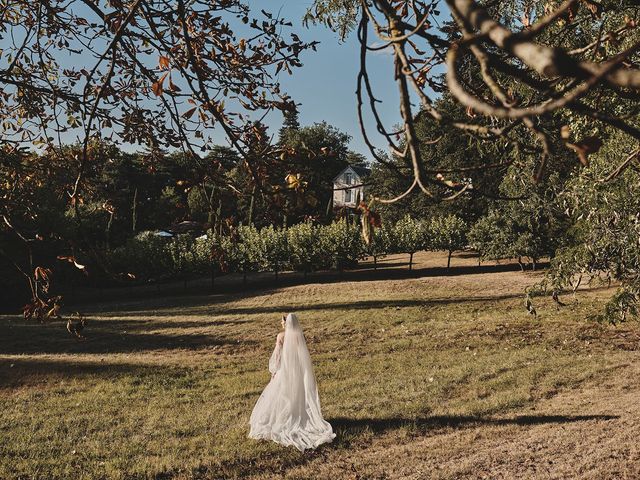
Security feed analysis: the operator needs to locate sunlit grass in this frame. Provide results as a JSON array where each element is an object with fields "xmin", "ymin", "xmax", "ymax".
[{"xmin": 0, "ymin": 252, "xmax": 635, "ymax": 479}]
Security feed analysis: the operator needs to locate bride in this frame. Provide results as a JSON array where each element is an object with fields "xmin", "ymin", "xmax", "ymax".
[{"xmin": 249, "ymin": 313, "xmax": 335, "ymax": 451}]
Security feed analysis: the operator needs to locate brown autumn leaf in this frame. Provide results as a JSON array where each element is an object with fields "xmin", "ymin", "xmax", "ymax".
[
  {"xmin": 581, "ymin": 0, "xmax": 602, "ymax": 18},
  {"xmin": 465, "ymin": 105, "xmax": 477, "ymax": 118},
  {"xmin": 101, "ymin": 201, "xmax": 115, "ymax": 214},
  {"xmin": 158, "ymin": 55, "xmax": 170, "ymax": 70},
  {"xmin": 47, "ymin": 303, "xmax": 61, "ymax": 319},
  {"xmin": 285, "ymin": 173, "xmax": 301, "ymax": 189},
  {"xmin": 361, "ymin": 210, "xmax": 373, "ymax": 245},
  {"xmin": 57, "ymin": 255, "xmax": 88, "ymax": 274},
  {"xmin": 110, "ymin": 17, "xmax": 122, "ymax": 33},
  {"xmin": 358, "ymin": 201, "xmax": 382, "ymax": 245},
  {"xmin": 436, "ymin": 173, "xmax": 462, "ymax": 188},
  {"xmin": 285, "ymin": 173, "xmax": 308, "ymax": 191},
  {"xmin": 558, "ymin": 2, "xmax": 578, "ymax": 24},
  {"xmin": 168, "ymin": 77, "xmax": 181, "ymax": 92},
  {"xmin": 182, "ymin": 106, "xmax": 197, "ymax": 119},
  {"xmin": 152, "ymin": 81, "xmax": 163, "ymax": 97},
  {"xmin": 152, "ymin": 72, "xmax": 168, "ymax": 97},
  {"xmin": 566, "ymin": 136, "xmax": 603, "ymax": 166},
  {"xmin": 34, "ymin": 266, "xmax": 52, "ymax": 293},
  {"xmin": 34, "ymin": 266, "xmax": 51, "ymax": 282}
]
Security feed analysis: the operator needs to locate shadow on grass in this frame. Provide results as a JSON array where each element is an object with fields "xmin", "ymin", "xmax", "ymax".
[
  {"xmin": 217, "ymin": 294, "xmax": 522, "ymax": 316},
  {"xmin": 37, "ymin": 258, "xmax": 548, "ymax": 316},
  {"xmin": 102, "ymin": 293, "xmax": 523, "ymax": 318},
  {"xmin": 354, "ymin": 261, "xmax": 415, "ymax": 269},
  {"xmin": 78, "ymin": 317, "xmax": 247, "ymax": 330},
  {"xmin": 0, "ymin": 356, "xmax": 194, "ymax": 389},
  {"xmin": 330, "ymin": 414, "xmax": 620, "ymax": 438},
  {"xmin": 155, "ymin": 412, "xmax": 619, "ymax": 479},
  {"xmin": 0, "ymin": 319, "xmax": 247, "ymax": 355}
]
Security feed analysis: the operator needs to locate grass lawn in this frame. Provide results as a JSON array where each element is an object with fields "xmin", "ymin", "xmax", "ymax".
[{"xmin": 1, "ymin": 251, "xmax": 639, "ymax": 479}]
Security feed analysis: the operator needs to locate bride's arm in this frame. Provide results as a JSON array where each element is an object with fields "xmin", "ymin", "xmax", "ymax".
[{"xmin": 268, "ymin": 332, "xmax": 285, "ymax": 376}]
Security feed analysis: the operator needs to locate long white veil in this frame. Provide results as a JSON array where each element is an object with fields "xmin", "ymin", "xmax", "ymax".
[{"xmin": 249, "ymin": 313, "xmax": 335, "ymax": 451}]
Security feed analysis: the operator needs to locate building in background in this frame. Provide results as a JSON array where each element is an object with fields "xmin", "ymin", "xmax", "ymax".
[{"xmin": 332, "ymin": 165, "xmax": 370, "ymax": 209}]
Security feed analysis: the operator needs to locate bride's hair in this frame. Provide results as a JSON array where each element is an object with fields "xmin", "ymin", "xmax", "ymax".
[{"xmin": 285, "ymin": 313, "xmax": 300, "ymax": 328}]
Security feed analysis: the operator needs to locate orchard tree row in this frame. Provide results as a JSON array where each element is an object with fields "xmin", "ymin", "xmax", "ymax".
[{"xmin": 106, "ymin": 211, "xmax": 555, "ymax": 284}]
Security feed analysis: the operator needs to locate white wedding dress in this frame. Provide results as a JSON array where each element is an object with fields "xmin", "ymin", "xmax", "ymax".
[{"xmin": 249, "ymin": 313, "xmax": 335, "ymax": 451}]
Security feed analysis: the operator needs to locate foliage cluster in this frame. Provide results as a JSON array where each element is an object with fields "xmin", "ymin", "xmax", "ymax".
[{"xmin": 106, "ymin": 215, "xmax": 471, "ymax": 282}]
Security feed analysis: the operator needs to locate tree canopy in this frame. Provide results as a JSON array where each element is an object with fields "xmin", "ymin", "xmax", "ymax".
[{"xmin": 2, "ymin": 0, "xmax": 640, "ymax": 321}]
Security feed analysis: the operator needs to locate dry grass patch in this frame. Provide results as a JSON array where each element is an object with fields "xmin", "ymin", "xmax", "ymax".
[{"xmin": 1, "ymin": 252, "xmax": 638, "ymax": 479}]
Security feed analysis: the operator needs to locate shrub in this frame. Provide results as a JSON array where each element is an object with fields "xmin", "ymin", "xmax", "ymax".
[
  {"xmin": 287, "ymin": 221, "xmax": 318, "ymax": 277},
  {"xmin": 428, "ymin": 215, "xmax": 467, "ymax": 269},
  {"xmin": 260, "ymin": 225, "xmax": 290, "ymax": 278},
  {"xmin": 469, "ymin": 210, "xmax": 545, "ymax": 270},
  {"xmin": 108, "ymin": 231, "xmax": 175, "ymax": 280},
  {"xmin": 238, "ymin": 225, "xmax": 264, "ymax": 272},
  {"xmin": 363, "ymin": 223, "xmax": 393, "ymax": 269},
  {"xmin": 318, "ymin": 219, "xmax": 362, "ymax": 272},
  {"xmin": 393, "ymin": 215, "xmax": 426, "ymax": 270},
  {"xmin": 165, "ymin": 234, "xmax": 198, "ymax": 278}
]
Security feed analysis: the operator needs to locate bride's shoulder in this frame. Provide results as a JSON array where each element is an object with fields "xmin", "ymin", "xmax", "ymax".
[{"xmin": 277, "ymin": 331, "xmax": 285, "ymax": 342}]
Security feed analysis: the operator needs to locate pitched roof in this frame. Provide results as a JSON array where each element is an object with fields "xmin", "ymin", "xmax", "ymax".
[
  {"xmin": 333, "ymin": 165, "xmax": 371, "ymax": 182},
  {"xmin": 351, "ymin": 165, "xmax": 371, "ymax": 178}
]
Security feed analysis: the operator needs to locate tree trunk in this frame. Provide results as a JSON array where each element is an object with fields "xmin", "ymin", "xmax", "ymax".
[
  {"xmin": 447, "ymin": 249, "xmax": 452, "ymax": 270},
  {"xmin": 207, "ymin": 186, "xmax": 215, "ymax": 226},
  {"xmin": 248, "ymin": 184, "xmax": 256, "ymax": 226},
  {"xmin": 132, "ymin": 187, "xmax": 138, "ymax": 234},
  {"xmin": 216, "ymin": 199, "xmax": 223, "ymax": 235},
  {"xmin": 106, "ymin": 210, "xmax": 114, "ymax": 250},
  {"xmin": 373, "ymin": 255, "xmax": 377, "ymax": 270},
  {"xmin": 409, "ymin": 252, "xmax": 414, "ymax": 270},
  {"xmin": 325, "ymin": 195, "xmax": 332, "ymax": 219},
  {"xmin": 532, "ymin": 257, "xmax": 537, "ymax": 271},
  {"xmin": 517, "ymin": 256, "xmax": 524, "ymax": 271}
]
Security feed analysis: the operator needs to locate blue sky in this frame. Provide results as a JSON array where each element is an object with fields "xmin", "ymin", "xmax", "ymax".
[
  {"xmin": 1, "ymin": 1, "xmax": 403, "ymax": 158},
  {"xmin": 260, "ymin": 0, "xmax": 401, "ymax": 158}
]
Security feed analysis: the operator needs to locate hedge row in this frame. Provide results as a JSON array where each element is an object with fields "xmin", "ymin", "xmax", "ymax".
[{"xmin": 106, "ymin": 215, "xmax": 468, "ymax": 282}]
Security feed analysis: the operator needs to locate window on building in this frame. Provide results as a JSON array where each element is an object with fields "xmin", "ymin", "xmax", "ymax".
[
  {"xmin": 345, "ymin": 172, "xmax": 352, "ymax": 185},
  {"xmin": 345, "ymin": 188, "xmax": 352, "ymax": 203}
]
